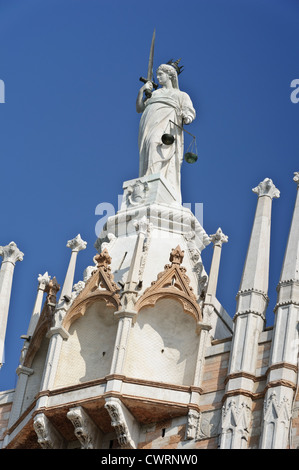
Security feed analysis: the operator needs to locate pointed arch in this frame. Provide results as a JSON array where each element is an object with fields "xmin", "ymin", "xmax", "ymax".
[
  {"xmin": 62, "ymin": 249, "xmax": 121, "ymax": 331},
  {"xmin": 135, "ymin": 246, "xmax": 202, "ymax": 323}
]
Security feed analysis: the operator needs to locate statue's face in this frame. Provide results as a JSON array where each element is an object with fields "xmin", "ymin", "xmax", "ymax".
[{"xmin": 157, "ymin": 69, "xmax": 171, "ymax": 86}]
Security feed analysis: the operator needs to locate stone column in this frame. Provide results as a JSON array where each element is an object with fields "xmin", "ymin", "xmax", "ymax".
[
  {"xmin": 220, "ymin": 178, "xmax": 279, "ymax": 449},
  {"xmin": 0, "ymin": 241, "xmax": 24, "ymax": 366},
  {"xmin": 205, "ymin": 227, "xmax": 228, "ymax": 299},
  {"xmin": 260, "ymin": 172, "xmax": 299, "ymax": 449},
  {"xmin": 38, "ymin": 326, "xmax": 69, "ymax": 404},
  {"xmin": 26, "ymin": 272, "xmax": 51, "ymax": 337},
  {"xmin": 8, "ymin": 273, "xmax": 51, "ymax": 425},
  {"xmin": 186, "ymin": 228, "xmax": 227, "ymax": 440},
  {"xmin": 202, "ymin": 227, "xmax": 228, "ymax": 324},
  {"xmin": 59, "ymin": 234, "xmax": 87, "ymax": 302},
  {"xmin": 229, "ymin": 178, "xmax": 280, "ymax": 375}
]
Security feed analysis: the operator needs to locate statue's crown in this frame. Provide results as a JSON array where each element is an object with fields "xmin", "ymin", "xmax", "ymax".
[{"xmin": 167, "ymin": 58, "xmax": 184, "ymax": 75}]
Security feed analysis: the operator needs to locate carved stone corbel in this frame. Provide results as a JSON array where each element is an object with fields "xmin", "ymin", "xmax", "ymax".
[
  {"xmin": 186, "ymin": 409, "xmax": 200, "ymax": 440},
  {"xmin": 33, "ymin": 413, "xmax": 64, "ymax": 449},
  {"xmin": 104, "ymin": 397, "xmax": 139, "ymax": 449},
  {"xmin": 67, "ymin": 406, "xmax": 102, "ymax": 449}
]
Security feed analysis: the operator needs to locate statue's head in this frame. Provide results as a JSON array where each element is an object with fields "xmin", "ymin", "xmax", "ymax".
[{"xmin": 157, "ymin": 64, "xmax": 179, "ymax": 89}]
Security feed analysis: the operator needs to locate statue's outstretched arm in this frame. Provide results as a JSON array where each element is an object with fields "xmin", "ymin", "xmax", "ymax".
[{"xmin": 136, "ymin": 81, "xmax": 153, "ymax": 113}]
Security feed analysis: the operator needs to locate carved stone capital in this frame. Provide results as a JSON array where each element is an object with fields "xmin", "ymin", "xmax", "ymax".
[
  {"xmin": 252, "ymin": 178, "xmax": 280, "ymax": 199},
  {"xmin": 210, "ymin": 227, "xmax": 228, "ymax": 247},
  {"xmin": 37, "ymin": 272, "xmax": 51, "ymax": 289},
  {"xmin": 0, "ymin": 241, "xmax": 24, "ymax": 265},
  {"xmin": 66, "ymin": 233, "xmax": 87, "ymax": 252},
  {"xmin": 293, "ymin": 172, "xmax": 299, "ymax": 187}
]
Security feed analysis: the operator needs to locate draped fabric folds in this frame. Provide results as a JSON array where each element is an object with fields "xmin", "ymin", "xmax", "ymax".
[{"xmin": 138, "ymin": 88, "xmax": 196, "ymax": 200}]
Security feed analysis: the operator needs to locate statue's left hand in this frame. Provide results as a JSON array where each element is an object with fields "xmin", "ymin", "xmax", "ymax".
[{"xmin": 183, "ymin": 116, "xmax": 192, "ymax": 125}]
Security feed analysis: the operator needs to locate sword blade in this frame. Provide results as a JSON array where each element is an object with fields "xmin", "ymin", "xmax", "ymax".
[{"xmin": 146, "ymin": 29, "xmax": 156, "ymax": 81}]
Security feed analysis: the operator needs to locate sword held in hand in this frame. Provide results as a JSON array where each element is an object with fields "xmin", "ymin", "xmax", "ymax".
[{"xmin": 139, "ymin": 29, "xmax": 158, "ymax": 99}]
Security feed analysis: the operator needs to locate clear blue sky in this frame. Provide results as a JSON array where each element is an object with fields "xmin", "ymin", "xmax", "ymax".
[{"xmin": 0, "ymin": 0, "xmax": 298, "ymax": 391}]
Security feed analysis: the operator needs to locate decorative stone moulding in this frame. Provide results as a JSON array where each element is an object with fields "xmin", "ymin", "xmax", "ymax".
[
  {"xmin": 62, "ymin": 249, "xmax": 121, "ymax": 331},
  {"xmin": 135, "ymin": 245, "xmax": 202, "ymax": 323}
]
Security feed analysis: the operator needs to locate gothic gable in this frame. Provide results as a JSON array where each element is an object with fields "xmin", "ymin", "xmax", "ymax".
[
  {"xmin": 135, "ymin": 245, "xmax": 202, "ymax": 323},
  {"xmin": 62, "ymin": 249, "xmax": 121, "ymax": 331}
]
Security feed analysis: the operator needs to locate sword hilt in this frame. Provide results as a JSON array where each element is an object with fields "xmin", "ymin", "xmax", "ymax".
[{"xmin": 139, "ymin": 77, "xmax": 158, "ymax": 98}]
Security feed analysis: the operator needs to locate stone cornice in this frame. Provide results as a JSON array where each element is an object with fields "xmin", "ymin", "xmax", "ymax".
[
  {"xmin": 235, "ymin": 287, "xmax": 269, "ymax": 302},
  {"xmin": 277, "ymin": 278, "xmax": 299, "ymax": 288},
  {"xmin": 224, "ymin": 371, "xmax": 266, "ymax": 385},
  {"xmin": 265, "ymin": 379, "xmax": 297, "ymax": 392},
  {"xmin": 233, "ymin": 310, "xmax": 266, "ymax": 321},
  {"xmin": 274, "ymin": 300, "xmax": 299, "ymax": 312},
  {"xmin": 266, "ymin": 362, "xmax": 298, "ymax": 375}
]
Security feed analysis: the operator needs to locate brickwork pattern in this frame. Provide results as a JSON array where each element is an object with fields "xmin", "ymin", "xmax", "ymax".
[{"xmin": 0, "ymin": 401, "xmax": 12, "ymax": 446}]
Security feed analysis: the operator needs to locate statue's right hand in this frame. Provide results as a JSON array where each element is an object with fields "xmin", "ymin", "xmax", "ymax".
[{"xmin": 142, "ymin": 81, "xmax": 153, "ymax": 93}]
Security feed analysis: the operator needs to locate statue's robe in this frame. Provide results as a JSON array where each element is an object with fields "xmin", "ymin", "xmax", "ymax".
[{"xmin": 138, "ymin": 87, "xmax": 196, "ymax": 201}]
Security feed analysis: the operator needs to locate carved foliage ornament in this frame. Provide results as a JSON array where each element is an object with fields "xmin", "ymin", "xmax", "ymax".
[
  {"xmin": 67, "ymin": 406, "xmax": 101, "ymax": 449},
  {"xmin": 252, "ymin": 178, "xmax": 280, "ymax": 200},
  {"xmin": 0, "ymin": 241, "xmax": 24, "ymax": 264},
  {"xmin": 104, "ymin": 399, "xmax": 135, "ymax": 449}
]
